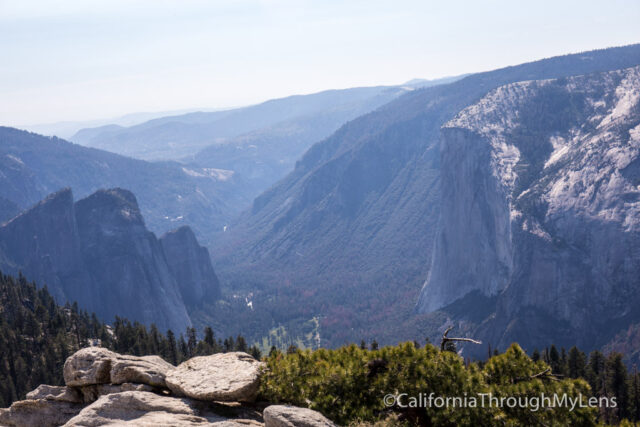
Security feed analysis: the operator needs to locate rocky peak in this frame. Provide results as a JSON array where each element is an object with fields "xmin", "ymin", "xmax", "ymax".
[
  {"xmin": 0, "ymin": 187, "xmax": 220, "ymax": 332},
  {"xmin": 73, "ymin": 189, "xmax": 192, "ymax": 332},
  {"xmin": 74, "ymin": 188, "xmax": 145, "ymax": 229},
  {"xmin": 160, "ymin": 225, "xmax": 221, "ymax": 307},
  {"xmin": 3, "ymin": 187, "xmax": 75, "ymax": 229}
]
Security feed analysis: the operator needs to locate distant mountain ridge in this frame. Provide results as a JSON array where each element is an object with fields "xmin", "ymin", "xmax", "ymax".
[
  {"xmin": 0, "ymin": 127, "xmax": 245, "ymax": 245},
  {"xmin": 17, "ymin": 108, "xmax": 214, "ymax": 139},
  {"xmin": 70, "ymin": 79, "xmax": 462, "ymax": 162},
  {"xmin": 0, "ymin": 188, "xmax": 220, "ymax": 331}
]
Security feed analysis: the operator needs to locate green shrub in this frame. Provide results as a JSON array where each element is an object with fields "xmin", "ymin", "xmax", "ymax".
[{"xmin": 259, "ymin": 342, "xmax": 597, "ymax": 426}]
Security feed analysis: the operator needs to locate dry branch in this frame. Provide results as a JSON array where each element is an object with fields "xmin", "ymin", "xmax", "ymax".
[{"xmin": 440, "ymin": 326, "xmax": 482, "ymax": 351}]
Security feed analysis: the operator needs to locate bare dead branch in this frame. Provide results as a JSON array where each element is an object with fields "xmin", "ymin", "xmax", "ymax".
[
  {"xmin": 514, "ymin": 368, "xmax": 563, "ymax": 383},
  {"xmin": 530, "ymin": 368, "xmax": 551, "ymax": 379},
  {"xmin": 440, "ymin": 326, "xmax": 482, "ymax": 351}
]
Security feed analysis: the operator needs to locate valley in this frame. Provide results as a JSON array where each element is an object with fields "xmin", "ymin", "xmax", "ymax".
[{"xmin": 3, "ymin": 45, "xmax": 640, "ymax": 362}]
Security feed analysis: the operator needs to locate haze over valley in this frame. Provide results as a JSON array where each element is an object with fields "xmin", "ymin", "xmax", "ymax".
[{"xmin": 2, "ymin": 1, "xmax": 640, "ymax": 424}]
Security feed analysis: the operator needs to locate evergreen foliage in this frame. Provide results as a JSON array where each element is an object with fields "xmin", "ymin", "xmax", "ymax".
[
  {"xmin": 0, "ymin": 272, "xmax": 259, "ymax": 407},
  {"xmin": 260, "ymin": 342, "xmax": 640, "ymax": 426},
  {"xmin": 2, "ymin": 271, "xmax": 640, "ymax": 425}
]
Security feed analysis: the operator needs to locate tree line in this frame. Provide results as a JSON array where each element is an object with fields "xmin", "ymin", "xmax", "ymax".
[{"xmin": 0, "ymin": 272, "xmax": 259, "ymax": 407}]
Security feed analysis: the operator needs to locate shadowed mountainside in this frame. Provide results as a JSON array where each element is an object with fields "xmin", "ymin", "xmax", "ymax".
[
  {"xmin": 206, "ymin": 44, "xmax": 640, "ymax": 349},
  {"xmin": 0, "ymin": 188, "xmax": 220, "ymax": 331}
]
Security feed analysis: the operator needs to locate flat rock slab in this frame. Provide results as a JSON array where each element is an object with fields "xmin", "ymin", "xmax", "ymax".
[
  {"xmin": 110, "ymin": 354, "xmax": 175, "ymax": 387},
  {"xmin": 166, "ymin": 352, "xmax": 264, "ymax": 402},
  {"xmin": 26, "ymin": 384, "xmax": 83, "ymax": 403},
  {"xmin": 63, "ymin": 391, "xmax": 263, "ymax": 427},
  {"xmin": 0, "ymin": 398, "xmax": 84, "ymax": 427},
  {"xmin": 63, "ymin": 346, "xmax": 174, "ymax": 388},
  {"xmin": 263, "ymin": 405, "xmax": 336, "ymax": 427},
  {"xmin": 80, "ymin": 383, "xmax": 155, "ymax": 403}
]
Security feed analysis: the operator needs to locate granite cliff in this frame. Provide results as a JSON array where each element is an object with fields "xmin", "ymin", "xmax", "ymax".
[
  {"xmin": 417, "ymin": 66, "xmax": 640, "ymax": 353},
  {"xmin": 0, "ymin": 188, "xmax": 221, "ymax": 331},
  {"xmin": 160, "ymin": 226, "xmax": 221, "ymax": 307},
  {"xmin": 208, "ymin": 44, "xmax": 640, "ymax": 347}
]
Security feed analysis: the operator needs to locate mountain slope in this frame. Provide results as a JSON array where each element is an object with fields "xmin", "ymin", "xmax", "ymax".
[
  {"xmin": 0, "ymin": 188, "xmax": 220, "ymax": 331},
  {"xmin": 71, "ymin": 81, "xmax": 461, "ymax": 206},
  {"xmin": 187, "ymin": 92, "xmax": 412, "ymax": 201},
  {"xmin": 210, "ymin": 44, "xmax": 640, "ymax": 348},
  {"xmin": 0, "ymin": 127, "xmax": 244, "ymax": 244},
  {"xmin": 418, "ymin": 66, "xmax": 640, "ymax": 355}
]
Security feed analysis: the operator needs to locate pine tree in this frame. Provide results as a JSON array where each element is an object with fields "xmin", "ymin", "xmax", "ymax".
[
  {"xmin": 630, "ymin": 367, "xmax": 640, "ymax": 422},
  {"xmin": 204, "ymin": 327, "xmax": 215, "ymax": 347},
  {"xmin": 223, "ymin": 337, "xmax": 235, "ymax": 352},
  {"xmin": 268, "ymin": 346, "xmax": 278, "ymax": 357},
  {"xmin": 567, "ymin": 346, "xmax": 586, "ymax": 379},
  {"xmin": 587, "ymin": 350, "xmax": 606, "ymax": 394},
  {"xmin": 186, "ymin": 327, "xmax": 197, "ymax": 358},
  {"xmin": 250, "ymin": 346, "xmax": 262, "ymax": 360},
  {"xmin": 235, "ymin": 336, "xmax": 248, "ymax": 353},
  {"xmin": 606, "ymin": 352, "xmax": 629, "ymax": 421},
  {"xmin": 166, "ymin": 330, "xmax": 178, "ymax": 365},
  {"xmin": 178, "ymin": 334, "xmax": 188, "ymax": 362},
  {"xmin": 559, "ymin": 347, "xmax": 569, "ymax": 376},
  {"xmin": 548, "ymin": 345, "xmax": 560, "ymax": 373},
  {"xmin": 531, "ymin": 348, "xmax": 540, "ymax": 362}
]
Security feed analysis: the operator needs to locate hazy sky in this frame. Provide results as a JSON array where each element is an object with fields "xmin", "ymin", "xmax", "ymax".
[{"xmin": 1, "ymin": 0, "xmax": 639, "ymax": 125}]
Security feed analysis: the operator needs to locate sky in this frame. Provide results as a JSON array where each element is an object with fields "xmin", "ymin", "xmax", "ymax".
[{"xmin": 1, "ymin": 0, "xmax": 639, "ymax": 126}]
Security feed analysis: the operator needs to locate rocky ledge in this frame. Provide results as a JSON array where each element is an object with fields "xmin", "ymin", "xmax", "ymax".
[{"xmin": 0, "ymin": 347, "xmax": 336, "ymax": 427}]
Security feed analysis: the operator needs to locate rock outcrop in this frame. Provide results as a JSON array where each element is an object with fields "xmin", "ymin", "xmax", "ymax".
[
  {"xmin": 0, "ymin": 347, "xmax": 333, "ymax": 427},
  {"xmin": 0, "ymin": 187, "xmax": 220, "ymax": 332},
  {"xmin": 417, "ymin": 66, "xmax": 640, "ymax": 354},
  {"xmin": 0, "ymin": 347, "xmax": 274, "ymax": 427},
  {"xmin": 0, "ymin": 399, "xmax": 84, "ymax": 427},
  {"xmin": 25, "ymin": 385, "xmax": 83, "ymax": 403},
  {"xmin": 64, "ymin": 347, "xmax": 116, "ymax": 387},
  {"xmin": 63, "ymin": 347, "xmax": 174, "ymax": 388},
  {"xmin": 263, "ymin": 405, "xmax": 336, "ymax": 427},
  {"xmin": 110, "ymin": 354, "xmax": 175, "ymax": 387},
  {"xmin": 166, "ymin": 353, "xmax": 265, "ymax": 402}
]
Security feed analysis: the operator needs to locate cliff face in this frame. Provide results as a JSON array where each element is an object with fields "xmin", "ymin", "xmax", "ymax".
[
  {"xmin": 160, "ymin": 226, "xmax": 221, "ymax": 307},
  {"xmin": 416, "ymin": 127, "xmax": 514, "ymax": 312},
  {"xmin": 0, "ymin": 188, "xmax": 220, "ymax": 332},
  {"xmin": 74, "ymin": 189, "xmax": 193, "ymax": 332},
  {"xmin": 417, "ymin": 66, "xmax": 640, "ymax": 352},
  {"xmin": 0, "ymin": 196, "xmax": 20, "ymax": 223},
  {"xmin": 0, "ymin": 189, "xmax": 89, "ymax": 303}
]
